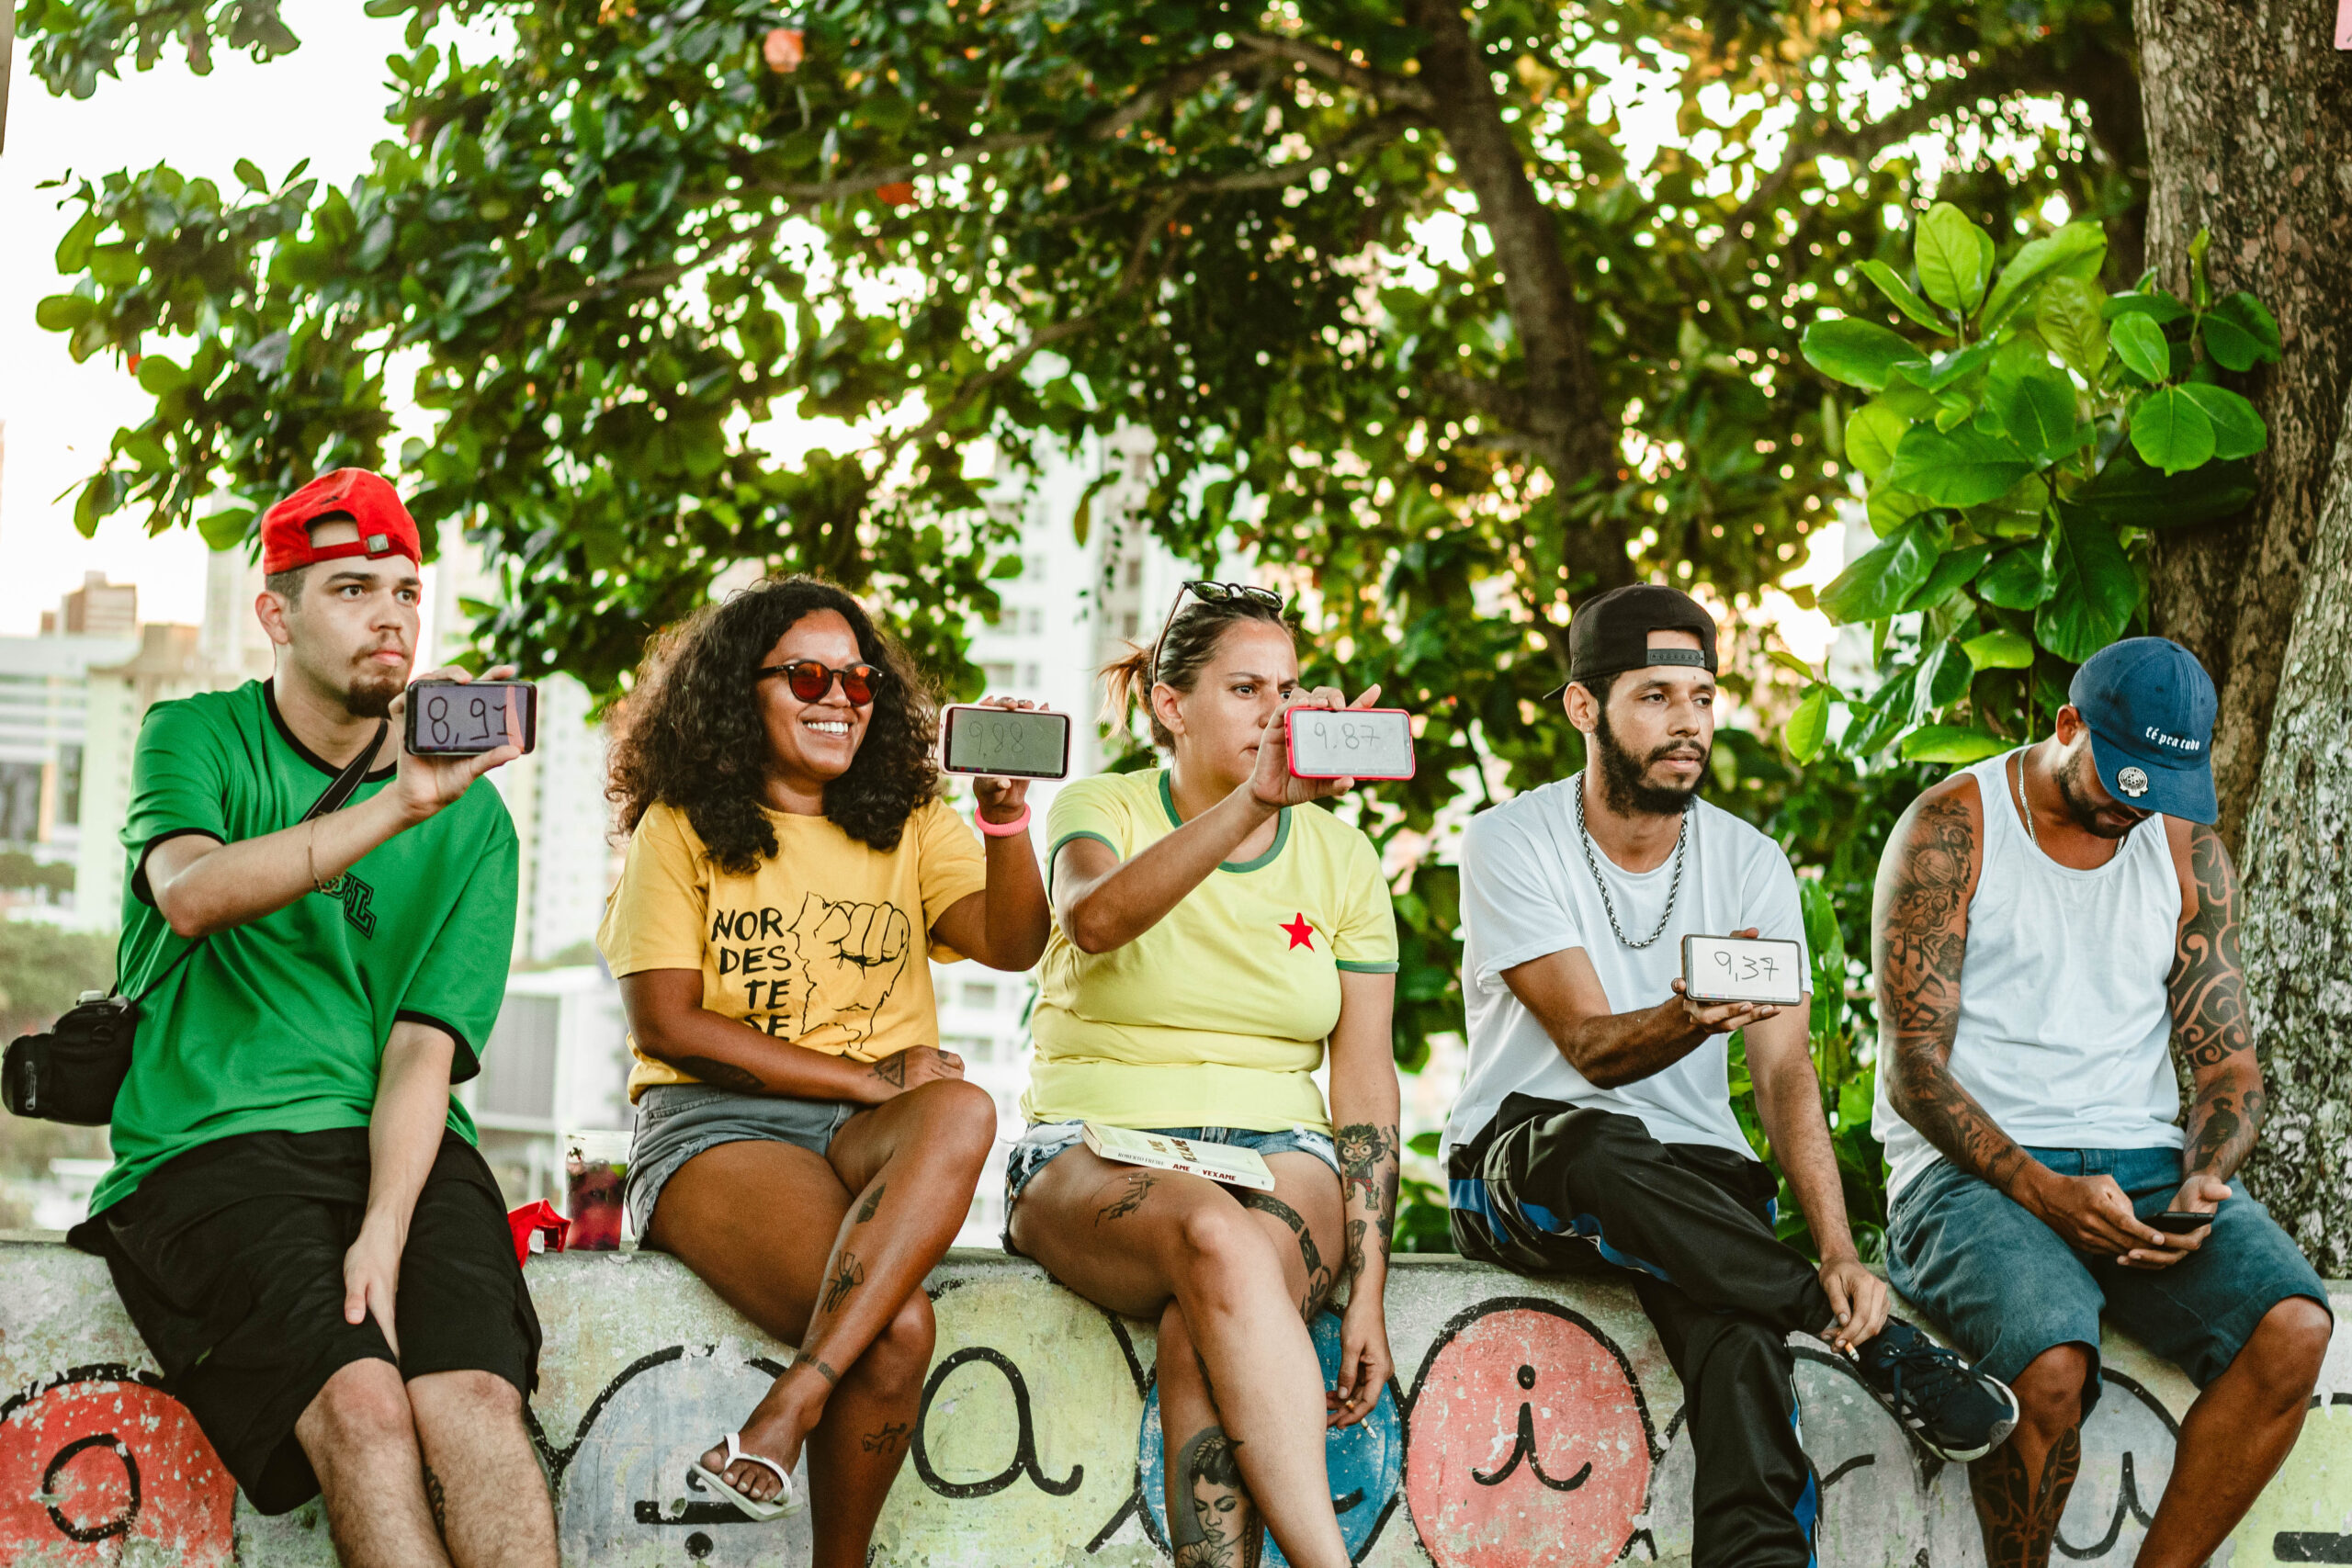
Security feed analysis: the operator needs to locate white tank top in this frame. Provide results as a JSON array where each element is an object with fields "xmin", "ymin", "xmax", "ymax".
[{"xmin": 1876, "ymin": 750, "xmax": 2183, "ymax": 1202}]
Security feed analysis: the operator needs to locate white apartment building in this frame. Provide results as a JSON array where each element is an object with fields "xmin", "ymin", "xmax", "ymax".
[{"xmin": 0, "ymin": 632, "xmax": 140, "ymax": 870}]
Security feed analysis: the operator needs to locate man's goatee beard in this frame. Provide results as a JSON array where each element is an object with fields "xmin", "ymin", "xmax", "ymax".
[
  {"xmin": 1591, "ymin": 708, "xmax": 1703, "ymax": 818},
  {"xmin": 346, "ymin": 671, "xmax": 401, "ymax": 720}
]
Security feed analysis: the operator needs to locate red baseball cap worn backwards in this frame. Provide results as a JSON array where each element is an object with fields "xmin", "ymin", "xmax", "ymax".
[{"xmin": 260, "ymin": 469, "xmax": 423, "ymax": 575}]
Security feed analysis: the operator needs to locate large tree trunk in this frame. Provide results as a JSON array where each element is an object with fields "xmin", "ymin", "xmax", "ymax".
[
  {"xmin": 2136, "ymin": 0, "xmax": 2352, "ymax": 857},
  {"xmin": 2234, "ymin": 379, "xmax": 2352, "ymax": 1277}
]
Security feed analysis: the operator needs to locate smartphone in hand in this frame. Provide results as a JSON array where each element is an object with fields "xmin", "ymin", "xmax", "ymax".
[
  {"xmin": 939, "ymin": 703, "xmax": 1071, "ymax": 779},
  {"xmin": 1286, "ymin": 707, "xmax": 1416, "ymax": 781},
  {"xmin": 2149, "ymin": 1210, "xmax": 2215, "ymax": 1235},
  {"xmin": 1680, "ymin": 934, "xmax": 1805, "ymax": 1008},
  {"xmin": 406, "ymin": 679, "xmax": 538, "ymax": 757}
]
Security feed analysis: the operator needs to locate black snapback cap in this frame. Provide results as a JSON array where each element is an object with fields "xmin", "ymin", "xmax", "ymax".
[{"xmin": 1542, "ymin": 583, "xmax": 1719, "ymax": 702}]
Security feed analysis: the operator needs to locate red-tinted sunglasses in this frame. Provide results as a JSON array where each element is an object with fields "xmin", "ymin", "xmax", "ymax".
[{"xmin": 755, "ymin": 660, "xmax": 886, "ymax": 707}]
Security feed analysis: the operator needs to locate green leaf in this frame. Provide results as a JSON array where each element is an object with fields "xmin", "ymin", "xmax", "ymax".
[
  {"xmin": 1976, "ymin": 546, "xmax": 2052, "ymax": 610},
  {"xmin": 1961, "ymin": 628, "xmax": 2036, "ymax": 669},
  {"xmin": 197, "ymin": 505, "xmax": 255, "ymax": 551},
  {"xmin": 1858, "ymin": 261, "xmax": 1949, "ymax": 333},
  {"xmin": 2035, "ymin": 278, "xmax": 2109, "ymax": 383},
  {"xmin": 1913, "ymin": 638, "xmax": 1975, "ymax": 716},
  {"xmin": 1917, "ymin": 339, "xmax": 1999, "ymax": 393},
  {"xmin": 1818, "ymin": 518, "xmax": 1944, "ymax": 625},
  {"xmin": 2131, "ymin": 386, "xmax": 2218, "ymax": 474},
  {"xmin": 54, "ymin": 212, "xmax": 102, "ymax": 274},
  {"xmin": 1981, "ymin": 222, "xmax": 2107, "ymax": 333},
  {"xmin": 135, "ymin": 355, "xmax": 187, "ymax": 393},
  {"xmin": 1767, "ymin": 649, "xmax": 1821, "ymax": 682},
  {"xmin": 34, "ymin": 294, "xmax": 96, "ymax": 333},
  {"xmin": 2037, "ymin": 508, "xmax": 2139, "ymax": 661},
  {"xmin": 2110, "ymin": 312, "xmax": 2172, "ymax": 384},
  {"xmin": 1882, "ymin": 423, "xmax": 2036, "ymax": 507},
  {"xmin": 234, "ymin": 158, "xmax": 269, "ymax": 193},
  {"xmin": 2071, "ymin": 451, "xmax": 2257, "ymax": 529},
  {"xmin": 1783, "ymin": 685, "xmax": 1831, "ymax": 762},
  {"xmin": 1801, "ymin": 317, "xmax": 1929, "ymax": 391},
  {"xmin": 1902, "ymin": 726, "xmax": 2010, "ymax": 764},
  {"xmin": 2201, "ymin": 293, "xmax": 2282, "ymax": 371},
  {"xmin": 1916, "ymin": 202, "xmax": 1992, "ymax": 315},
  {"xmin": 2175, "ymin": 382, "xmax": 2267, "ymax": 461},
  {"xmin": 1844, "ymin": 401, "xmax": 1909, "ymax": 482},
  {"xmin": 2104, "ymin": 291, "xmax": 2190, "ymax": 325},
  {"xmin": 1906, "ymin": 544, "xmax": 1993, "ymax": 613},
  {"xmin": 1985, "ymin": 338, "xmax": 2079, "ymax": 461}
]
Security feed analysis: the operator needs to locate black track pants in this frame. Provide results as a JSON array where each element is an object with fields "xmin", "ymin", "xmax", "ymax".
[{"xmin": 1450, "ymin": 1099, "xmax": 1831, "ymax": 1568}]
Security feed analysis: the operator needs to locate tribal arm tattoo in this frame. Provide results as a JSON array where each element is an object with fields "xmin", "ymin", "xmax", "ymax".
[
  {"xmin": 2169, "ymin": 823, "xmax": 2265, "ymax": 1182},
  {"xmin": 1872, "ymin": 787, "xmax": 2037, "ymax": 1198},
  {"xmin": 1333, "ymin": 1122, "xmax": 1399, "ymax": 1291}
]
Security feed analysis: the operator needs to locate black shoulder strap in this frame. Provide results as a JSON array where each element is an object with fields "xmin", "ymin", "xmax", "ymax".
[{"xmin": 129, "ymin": 718, "xmax": 390, "ymax": 1007}]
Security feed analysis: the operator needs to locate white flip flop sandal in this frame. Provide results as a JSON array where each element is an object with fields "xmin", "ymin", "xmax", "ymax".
[{"xmin": 689, "ymin": 1431, "xmax": 801, "ymax": 1521}]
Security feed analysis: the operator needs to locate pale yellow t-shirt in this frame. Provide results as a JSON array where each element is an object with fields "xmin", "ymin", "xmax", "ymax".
[
  {"xmin": 1024, "ymin": 769, "xmax": 1398, "ymax": 1133},
  {"xmin": 597, "ymin": 798, "xmax": 988, "ymax": 1099}
]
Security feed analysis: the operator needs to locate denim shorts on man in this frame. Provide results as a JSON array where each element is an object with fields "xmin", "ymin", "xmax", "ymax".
[
  {"xmin": 1887, "ymin": 1145, "xmax": 2329, "ymax": 1413},
  {"xmin": 1000, "ymin": 1121, "xmax": 1339, "ymax": 1254},
  {"xmin": 627, "ymin": 1083, "xmax": 861, "ymax": 1237}
]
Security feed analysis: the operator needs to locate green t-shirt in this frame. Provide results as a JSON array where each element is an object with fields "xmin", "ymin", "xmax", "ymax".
[{"xmin": 91, "ymin": 680, "xmax": 518, "ymax": 1216}]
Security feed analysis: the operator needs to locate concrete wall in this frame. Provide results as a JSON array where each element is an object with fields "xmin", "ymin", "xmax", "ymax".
[{"xmin": 3, "ymin": 1240, "xmax": 2346, "ymax": 1567}]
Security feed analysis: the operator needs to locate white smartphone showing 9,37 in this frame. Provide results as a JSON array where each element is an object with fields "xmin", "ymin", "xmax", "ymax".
[
  {"xmin": 1285, "ymin": 706, "xmax": 1417, "ymax": 781},
  {"xmin": 938, "ymin": 704, "xmax": 1071, "ymax": 779},
  {"xmin": 1680, "ymin": 934, "xmax": 1805, "ymax": 1007}
]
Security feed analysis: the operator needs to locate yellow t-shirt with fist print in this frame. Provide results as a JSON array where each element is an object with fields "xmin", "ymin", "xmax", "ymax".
[{"xmin": 597, "ymin": 797, "xmax": 988, "ymax": 1100}]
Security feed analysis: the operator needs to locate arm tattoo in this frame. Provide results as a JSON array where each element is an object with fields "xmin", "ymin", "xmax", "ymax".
[
  {"xmin": 2170, "ymin": 824, "xmax": 2265, "ymax": 1181},
  {"xmin": 1096, "ymin": 1172, "xmax": 1156, "ymax": 1224},
  {"xmin": 820, "ymin": 1251, "xmax": 865, "ymax": 1314},
  {"xmin": 1873, "ymin": 790, "xmax": 2033, "ymax": 1196},
  {"xmin": 868, "ymin": 1053, "xmax": 908, "ymax": 1089},
  {"xmin": 675, "ymin": 1055, "xmax": 765, "ymax": 1094},
  {"xmin": 855, "ymin": 1180, "xmax": 886, "ymax": 1224},
  {"xmin": 1170, "ymin": 1425, "xmax": 1258, "ymax": 1568},
  {"xmin": 797, "ymin": 1356, "xmax": 840, "ymax": 1387},
  {"xmin": 1334, "ymin": 1122, "xmax": 1399, "ymax": 1283}
]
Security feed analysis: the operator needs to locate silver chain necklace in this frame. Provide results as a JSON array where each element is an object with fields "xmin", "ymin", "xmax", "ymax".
[{"xmin": 1574, "ymin": 774, "xmax": 1688, "ymax": 949}]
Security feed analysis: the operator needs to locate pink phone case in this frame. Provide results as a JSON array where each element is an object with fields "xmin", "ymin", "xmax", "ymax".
[{"xmin": 1283, "ymin": 707, "xmax": 1418, "ymax": 780}]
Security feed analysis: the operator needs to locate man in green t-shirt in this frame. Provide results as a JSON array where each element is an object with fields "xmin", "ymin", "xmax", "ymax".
[{"xmin": 67, "ymin": 469, "xmax": 554, "ymax": 1568}]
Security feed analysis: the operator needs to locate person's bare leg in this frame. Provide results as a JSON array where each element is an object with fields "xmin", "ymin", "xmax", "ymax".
[
  {"xmin": 1013, "ymin": 1149, "xmax": 1351, "ymax": 1568},
  {"xmin": 2134, "ymin": 1297, "xmax": 2332, "ymax": 1568},
  {"xmin": 800, "ymin": 1289, "xmax": 937, "ymax": 1568},
  {"xmin": 1968, "ymin": 1344, "xmax": 2089, "ymax": 1568},
  {"xmin": 295, "ymin": 1358, "xmax": 450, "ymax": 1568},
  {"xmin": 648, "ymin": 1079, "xmax": 994, "ymax": 1520},
  {"xmin": 1159, "ymin": 1301, "xmax": 1261, "ymax": 1568},
  {"xmin": 406, "ymin": 1370, "xmax": 555, "ymax": 1568}
]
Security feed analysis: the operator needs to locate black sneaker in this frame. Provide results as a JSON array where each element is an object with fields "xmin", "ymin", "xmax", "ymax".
[{"xmin": 1851, "ymin": 1320, "xmax": 2019, "ymax": 1461}]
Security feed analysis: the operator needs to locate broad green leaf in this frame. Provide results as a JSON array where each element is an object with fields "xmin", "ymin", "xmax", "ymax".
[
  {"xmin": 1859, "ymin": 261, "xmax": 1949, "ymax": 333},
  {"xmin": 1961, "ymin": 628, "xmax": 2035, "ymax": 669},
  {"xmin": 1844, "ymin": 401, "xmax": 1909, "ymax": 482},
  {"xmin": 54, "ymin": 212, "xmax": 101, "ymax": 274},
  {"xmin": 1913, "ymin": 637, "xmax": 1975, "ymax": 716},
  {"xmin": 1981, "ymin": 222, "xmax": 2107, "ymax": 333},
  {"xmin": 2102, "ymin": 291, "xmax": 2191, "ymax": 325},
  {"xmin": 1783, "ymin": 685, "xmax": 1830, "ymax": 762},
  {"xmin": 1903, "ymin": 726, "xmax": 2010, "ymax": 764},
  {"xmin": 1918, "ymin": 339, "xmax": 1999, "ymax": 392},
  {"xmin": 2200, "ymin": 293, "xmax": 2282, "ymax": 371},
  {"xmin": 2176, "ymin": 382, "xmax": 2267, "ymax": 460},
  {"xmin": 2132, "ymin": 386, "xmax": 2218, "ymax": 474},
  {"xmin": 35, "ymin": 294, "xmax": 96, "ymax": 333},
  {"xmin": 1985, "ymin": 338, "xmax": 2078, "ymax": 460},
  {"xmin": 1867, "ymin": 483, "xmax": 1930, "ymax": 535},
  {"xmin": 1976, "ymin": 545, "xmax": 2051, "ymax": 609},
  {"xmin": 2035, "ymin": 278, "xmax": 2109, "ymax": 383},
  {"xmin": 197, "ymin": 504, "xmax": 255, "ymax": 551},
  {"xmin": 1906, "ymin": 544, "xmax": 1993, "ymax": 613},
  {"xmin": 1801, "ymin": 317, "xmax": 1929, "ymax": 391},
  {"xmin": 2071, "ymin": 451, "xmax": 2257, "ymax": 529},
  {"xmin": 1883, "ymin": 423, "xmax": 2036, "ymax": 507},
  {"xmin": 2110, "ymin": 312, "xmax": 2172, "ymax": 384},
  {"xmin": 1818, "ymin": 518, "xmax": 1943, "ymax": 625},
  {"xmin": 234, "ymin": 158, "xmax": 269, "ymax": 192},
  {"xmin": 1768, "ymin": 650, "xmax": 1821, "ymax": 682},
  {"xmin": 1876, "ymin": 367, "xmax": 1943, "ymax": 421},
  {"xmin": 2037, "ymin": 508, "xmax": 2139, "ymax": 661},
  {"xmin": 135, "ymin": 355, "xmax": 187, "ymax": 393},
  {"xmin": 1916, "ymin": 202, "xmax": 1992, "ymax": 315}
]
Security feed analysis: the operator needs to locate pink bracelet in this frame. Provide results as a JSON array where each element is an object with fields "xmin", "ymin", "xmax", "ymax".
[{"xmin": 978, "ymin": 803, "xmax": 1032, "ymax": 838}]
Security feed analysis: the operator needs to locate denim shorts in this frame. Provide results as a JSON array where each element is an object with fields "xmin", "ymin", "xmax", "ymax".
[
  {"xmin": 626, "ymin": 1083, "xmax": 860, "ymax": 1239},
  {"xmin": 1000, "ymin": 1121, "xmax": 1340, "ymax": 1255},
  {"xmin": 1887, "ymin": 1145, "xmax": 2330, "ymax": 1414}
]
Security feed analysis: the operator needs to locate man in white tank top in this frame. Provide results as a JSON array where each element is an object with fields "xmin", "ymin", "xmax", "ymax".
[{"xmin": 1873, "ymin": 637, "xmax": 2332, "ymax": 1568}]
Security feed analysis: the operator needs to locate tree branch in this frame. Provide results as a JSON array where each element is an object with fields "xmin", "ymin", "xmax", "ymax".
[
  {"xmin": 1176, "ymin": 109, "xmax": 1421, "ymax": 194},
  {"xmin": 1234, "ymin": 34, "xmax": 1436, "ymax": 113},
  {"xmin": 1428, "ymin": 372, "xmax": 1532, "ymax": 433}
]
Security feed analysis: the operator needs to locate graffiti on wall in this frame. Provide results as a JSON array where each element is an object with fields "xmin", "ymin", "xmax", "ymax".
[{"xmin": 0, "ymin": 1364, "xmax": 235, "ymax": 1567}]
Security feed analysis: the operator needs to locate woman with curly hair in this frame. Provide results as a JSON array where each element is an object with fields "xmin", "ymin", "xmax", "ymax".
[
  {"xmin": 1005, "ymin": 582, "xmax": 1401, "ymax": 1568},
  {"xmin": 595, "ymin": 575, "xmax": 1048, "ymax": 1550}
]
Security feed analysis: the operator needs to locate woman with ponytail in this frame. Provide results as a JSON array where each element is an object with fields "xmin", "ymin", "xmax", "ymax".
[{"xmin": 1005, "ymin": 582, "xmax": 1402, "ymax": 1568}]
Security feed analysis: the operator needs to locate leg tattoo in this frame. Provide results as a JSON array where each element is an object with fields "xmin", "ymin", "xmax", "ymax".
[
  {"xmin": 1170, "ymin": 1425, "xmax": 1260, "ymax": 1568},
  {"xmin": 1097, "ymin": 1172, "xmax": 1157, "ymax": 1224},
  {"xmin": 423, "ymin": 1462, "xmax": 448, "ymax": 1538},
  {"xmin": 1243, "ymin": 1190, "xmax": 1332, "ymax": 1317},
  {"xmin": 1970, "ymin": 1426, "xmax": 2082, "ymax": 1568},
  {"xmin": 862, "ymin": 1421, "xmax": 910, "ymax": 1454}
]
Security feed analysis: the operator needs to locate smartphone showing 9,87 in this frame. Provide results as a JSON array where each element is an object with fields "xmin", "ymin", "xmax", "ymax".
[{"xmin": 1285, "ymin": 707, "xmax": 1417, "ymax": 781}]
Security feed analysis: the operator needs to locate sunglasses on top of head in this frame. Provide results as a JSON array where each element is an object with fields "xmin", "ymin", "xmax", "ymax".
[
  {"xmin": 1148, "ymin": 580, "xmax": 1287, "ymax": 682},
  {"xmin": 756, "ymin": 660, "xmax": 887, "ymax": 707}
]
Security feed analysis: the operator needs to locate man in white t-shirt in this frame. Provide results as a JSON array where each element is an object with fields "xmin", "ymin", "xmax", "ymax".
[{"xmin": 1443, "ymin": 584, "xmax": 2017, "ymax": 1568}]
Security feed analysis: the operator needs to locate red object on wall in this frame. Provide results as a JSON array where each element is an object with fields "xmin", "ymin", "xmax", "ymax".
[
  {"xmin": 0, "ymin": 1373, "xmax": 235, "ymax": 1566},
  {"xmin": 507, "ymin": 1201, "xmax": 570, "ymax": 1266}
]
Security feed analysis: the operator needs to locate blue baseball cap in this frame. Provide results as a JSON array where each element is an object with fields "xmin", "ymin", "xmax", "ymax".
[{"xmin": 2067, "ymin": 638, "xmax": 2218, "ymax": 824}]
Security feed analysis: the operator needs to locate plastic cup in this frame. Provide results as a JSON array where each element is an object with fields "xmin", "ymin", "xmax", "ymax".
[{"xmin": 564, "ymin": 1129, "xmax": 631, "ymax": 1251}]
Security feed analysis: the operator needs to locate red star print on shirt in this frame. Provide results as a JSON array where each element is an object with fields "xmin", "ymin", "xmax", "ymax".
[{"xmin": 1281, "ymin": 913, "xmax": 1317, "ymax": 951}]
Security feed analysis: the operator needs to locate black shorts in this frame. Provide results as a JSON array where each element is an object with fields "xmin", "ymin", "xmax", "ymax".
[{"xmin": 70, "ymin": 1126, "xmax": 541, "ymax": 1514}]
